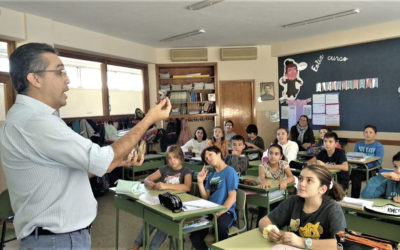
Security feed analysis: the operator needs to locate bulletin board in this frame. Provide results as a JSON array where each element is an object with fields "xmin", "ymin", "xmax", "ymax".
[{"xmin": 278, "ymin": 37, "xmax": 400, "ymax": 132}]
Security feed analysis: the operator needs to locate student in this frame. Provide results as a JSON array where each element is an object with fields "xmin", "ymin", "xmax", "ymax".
[
  {"xmin": 224, "ymin": 120, "xmax": 236, "ymax": 149},
  {"xmin": 181, "ymin": 126, "xmax": 209, "ymax": 157},
  {"xmin": 206, "ymin": 126, "xmax": 229, "ymax": 158},
  {"xmin": 314, "ymin": 126, "xmax": 341, "ymax": 150},
  {"xmin": 225, "ymin": 135, "xmax": 249, "ymax": 176},
  {"xmin": 259, "ymin": 164, "xmax": 346, "ymax": 250},
  {"xmin": 133, "ymin": 145, "xmax": 192, "ymax": 250},
  {"xmin": 257, "ymin": 144, "xmax": 295, "ymax": 221},
  {"xmin": 315, "ymin": 126, "xmax": 332, "ymax": 148},
  {"xmin": 290, "ymin": 115, "xmax": 315, "ymax": 151},
  {"xmin": 307, "ymin": 132, "xmax": 349, "ymax": 190},
  {"xmin": 361, "ymin": 151, "xmax": 400, "ymax": 203},
  {"xmin": 263, "ymin": 127, "xmax": 299, "ymax": 164},
  {"xmin": 189, "ymin": 146, "xmax": 238, "ymax": 250},
  {"xmin": 351, "ymin": 124, "xmax": 384, "ymax": 198},
  {"xmin": 0, "ymin": 43, "xmax": 171, "ymax": 248},
  {"xmin": 245, "ymin": 124, "xmax": 265, "ymax": 151}
]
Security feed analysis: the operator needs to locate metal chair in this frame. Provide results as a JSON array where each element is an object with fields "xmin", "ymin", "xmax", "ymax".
[{"xmin": 0, "ymin": 189, "xmax": 16, "ymax": 250}]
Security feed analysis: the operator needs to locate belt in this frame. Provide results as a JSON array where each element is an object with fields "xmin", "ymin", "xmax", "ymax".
[{"xmin": 30, "ymin": 224, "xmax": 91, "ymax": 236}]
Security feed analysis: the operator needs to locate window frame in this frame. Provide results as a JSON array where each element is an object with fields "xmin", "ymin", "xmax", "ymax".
[
  {"xmin": 56, "ymin": 48, "xmax": 149, "ymax": 118},
  {"xmin": 0, "ymin": 39, "xmax": 16, "ymax": 114}
]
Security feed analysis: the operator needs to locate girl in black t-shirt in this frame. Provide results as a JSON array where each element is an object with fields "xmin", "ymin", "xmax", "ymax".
[{"xmin": 259, "ymin": 164, "xmax": 346, "ymax": 250}]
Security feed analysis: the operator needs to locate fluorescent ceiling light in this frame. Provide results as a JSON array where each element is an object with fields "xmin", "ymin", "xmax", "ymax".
[
  {"xmin": 282, "ymin": 9, "xmax": 360, "ymax": 28},
  {"xmin": 160, "ymin": 29, "xmax": 206, "ymax": 42},
  {"xmin": 186, "ymin": 0, "xmax": 224, "ymax": 11}
]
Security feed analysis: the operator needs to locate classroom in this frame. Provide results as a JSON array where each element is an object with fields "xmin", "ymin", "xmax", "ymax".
[{"xmin": 0, "ymin": 1, "xmax": 400, "ymax": 250}]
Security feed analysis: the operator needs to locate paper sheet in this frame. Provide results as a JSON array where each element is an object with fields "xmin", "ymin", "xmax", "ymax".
[
  {"xmin": 182, "ymin": 199, "xmax": 219, "ymax": 211},
  {"xmin": 312, "ymin": 114, "xmax": 325, "ymax": 125},
  {"xmin": 281, "ymin": 106, "xmax": 289, "ymax": 119},
  {"xmin": 139, "ymin": 193, "xmax": 160, "ymax": 205},
  {"xmin": 312, "ymin": 94, "xmax": 325, "ymax": 104},
  {"xmin": 326, "ymin": 104, "xmax": 339, "ymax": 115},
  {"xmin": 325, "ymin": 93, "xmax": 339, "ymax": 104},
  {"xmin": 312, "ymin": 103, "xmax": 325, "ymax": 114},
  {"xmin": 342, "ymin": 197, "xmax": 374, "ymax": 207}
]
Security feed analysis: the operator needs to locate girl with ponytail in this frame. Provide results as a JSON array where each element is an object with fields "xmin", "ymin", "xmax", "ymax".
[{"xmin": 259, "ymin": 164, "xmax": 345, "ymax": 250}]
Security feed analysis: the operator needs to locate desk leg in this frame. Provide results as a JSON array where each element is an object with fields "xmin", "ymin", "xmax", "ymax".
[
  {"xmin": 144, "ymin": 221, "xmax": 149, "ymax": 250},
  {"xmin": 364, "ymin": 164, "xmax": 370, "ymax": 184},
  {"xmin": 213, "ymin": 213, "xmax": 219, "ymax": 243},
  {"xmin": 115, "ymin": 208, "xmax": 119, "ymax": 250},
  {"xmin": 266, "ymin": 193, "xmax": 270, "ymax": 214}
]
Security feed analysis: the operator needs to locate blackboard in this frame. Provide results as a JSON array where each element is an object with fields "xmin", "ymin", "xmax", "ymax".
[{"xmin": 278, "ymin": 37, "xmax": 400, "ymax": 132}]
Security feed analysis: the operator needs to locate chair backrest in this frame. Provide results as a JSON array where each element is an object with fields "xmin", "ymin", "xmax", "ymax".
[
  {"xmin": 0, "ymin": 190, "xmax": 13, "ymax": 220},
  {"xmin": 234, "ymin": 189, "xmax": 247, "ymax": 233}
]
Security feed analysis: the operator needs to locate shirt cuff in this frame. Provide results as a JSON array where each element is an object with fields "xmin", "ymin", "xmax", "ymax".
[{"xmin": 88, "ymin": 144, "xmax": 114, "ymax": 176}]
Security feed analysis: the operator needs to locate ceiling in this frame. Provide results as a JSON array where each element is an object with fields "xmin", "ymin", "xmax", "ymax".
[{"xmin": 1, "ymin": 1, "xmax": 400, "ymax": 48}]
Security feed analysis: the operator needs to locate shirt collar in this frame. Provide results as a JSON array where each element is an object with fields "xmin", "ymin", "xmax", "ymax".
[{"xmin": 15, "ymin": 94, "xmax": 58, "ymax": 116}]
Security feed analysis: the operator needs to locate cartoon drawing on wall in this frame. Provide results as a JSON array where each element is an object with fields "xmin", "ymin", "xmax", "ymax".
[{"xmin": 279, "ymin": 59, "xmax": 307, "ymax": 103}]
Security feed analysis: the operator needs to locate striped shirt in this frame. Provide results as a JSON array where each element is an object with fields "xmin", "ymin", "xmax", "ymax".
[{"xmin": 0, "ymin": 95, "xmax": 113, "ymax": 239}]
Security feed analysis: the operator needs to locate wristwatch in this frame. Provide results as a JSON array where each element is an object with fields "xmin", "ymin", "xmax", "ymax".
[{"xmin": 305, "ymin": 238, "xmax": 312, "ymax": 250}]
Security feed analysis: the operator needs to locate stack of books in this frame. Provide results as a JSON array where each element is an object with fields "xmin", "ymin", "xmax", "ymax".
[{"xmin": 346, "ymin": 152, "xmax": 367, "ymax": 161}]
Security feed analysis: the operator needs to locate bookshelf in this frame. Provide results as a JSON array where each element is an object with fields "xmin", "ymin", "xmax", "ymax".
[{"xmin": 156, "ymin": 63, "xmax": 218, "ymax": 119}]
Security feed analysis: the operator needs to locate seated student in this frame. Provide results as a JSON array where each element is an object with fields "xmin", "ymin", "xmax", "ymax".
[
  {"xmin": 361, "ymin": 151, "xmax": 400, "ymax": 203},
  {"xmin": 181, "ymin": 126, "xmax": 209, "ymax": 157},
  {"xmin": 351, "ymin": 124, "xmax": 384, "ymax": 198},
  {"xmin": 263, "ymin": 127, "xmax": 299, "ymax": 164},
  {"xmin": 224, "ymin": 120, "xmax": 236, "ymax": 149},
  {"xmin": 206, "ymin": 126, "xmax": 229, "ymax": 158},
  {"xmin": 257, "ymin": 144, "xmax": 295, "ymax": 222},
  {"xmin": 259, "ymin": 164, "xmax": 346, "ymax": 250},
  {"xmin": 132, "ymin": 145, "xmax": 192, "ymax": 250},
  {"xmin": 307, "ymin": 132, "xmax": 349, "ymax": 190},
  {"xmin": 190, "ymin": 146, "xmax": 238, "ymax": 250},
  {"xmin": 290, "ymin": 115, "xmax": 315, "ymax": 151},
  {"xmin": 225, "ymin": 135, "xmax": 249, "ymax": 176},
  {"xmin": 245, "ymin": 124, "xmax": 265, "ymax": 151},
  {"xmin": 314, "ymin": 126, "xmax": 341, "ymax": 150}
]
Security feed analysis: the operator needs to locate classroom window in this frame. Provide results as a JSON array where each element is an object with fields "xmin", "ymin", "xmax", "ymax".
[
  {"xmin": 0, "ymin": 42, "xmax": 9, "ymax": 72},
  {"xmin": 56, "ymin": 51, "xmax": 148, "ymax": 119},
  {"xmin": 0, "ymin": 82, "xmax": 6, "ymax": 122},
  {"xmin": 107, "ymin": 64, "xmax": 144, "ymax": 115},
  {"xmin": 59, "ymin": 57, "xmax": 103, "ymax": 118}
]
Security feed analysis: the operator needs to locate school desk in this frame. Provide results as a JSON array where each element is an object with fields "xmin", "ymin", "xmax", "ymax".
[
  {"xmin": 348, "ymin": 156, "xmax": 381, "ymax": 184},
  {"xmin": 122, "ymin": 153, "xmax": 166, "ymax": 180},
  {"xmin": 339, "ymin": 198, "xmax": 400, "ymax": 242},
  {"xmin": 114, "ymin": 190, "xmax": 225, "ymax": 250},
  {"xmin": 239, "ymin": 175, "xmax": 294, "ymax": 214},
  {"xmin": 211, "ymin": 228, "xmax": 274, "ymax": 250}
]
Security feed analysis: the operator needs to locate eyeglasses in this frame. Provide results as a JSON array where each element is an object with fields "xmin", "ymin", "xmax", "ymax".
[{"xmin": 31, "ymin": 69, "xmax": 68, "ymax": 77}]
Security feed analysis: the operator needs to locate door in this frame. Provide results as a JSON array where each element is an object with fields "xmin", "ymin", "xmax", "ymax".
[{"xmin": 219, "ymin": 80, "xmax": 255, "ymax": 137}]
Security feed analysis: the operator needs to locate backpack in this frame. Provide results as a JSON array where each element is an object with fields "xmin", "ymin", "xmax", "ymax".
[{"xmin": 162, "ymin": 119, "xmax": 181, "ymax": 151}]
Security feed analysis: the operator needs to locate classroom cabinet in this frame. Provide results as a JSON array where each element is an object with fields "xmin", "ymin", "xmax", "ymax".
[{"xmin": 155, "ymin": 63, "xmax": 218, "ymax": 119}]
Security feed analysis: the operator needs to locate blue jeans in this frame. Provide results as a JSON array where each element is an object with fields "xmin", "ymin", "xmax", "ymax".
[
  {"xmin": 189, "ymin": 212, "xmax": 234, "ymax": 250},
  {"xmin": 19, "ymin": 229, "xmax": 90, "ymax": 250},
  {"xmin": 134, "ymin": 224, "xmax": 168, "ymax": 250}
]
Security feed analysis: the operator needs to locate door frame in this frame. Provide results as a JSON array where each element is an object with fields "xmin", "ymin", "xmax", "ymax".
[{"xmin": 218, "ymin": 79, "xmax": 256, "ymax": 128}]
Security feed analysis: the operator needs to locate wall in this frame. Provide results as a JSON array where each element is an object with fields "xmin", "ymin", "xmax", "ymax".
[
  {"xmin": 152, "ymin": 46, "xmax": 279, "ymax": 146},
  {"xmin": 270, "ymin": 20, "xmax": 400, "ymax": 168},
  {"xmin": 0, "ymin": 6, "xmax": 399, "ymax": 167}
]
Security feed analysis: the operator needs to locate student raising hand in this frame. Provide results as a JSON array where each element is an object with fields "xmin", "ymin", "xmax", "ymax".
[{"xmin": 197, "ymin": 165, "xmax": 208, "ymax": 183}]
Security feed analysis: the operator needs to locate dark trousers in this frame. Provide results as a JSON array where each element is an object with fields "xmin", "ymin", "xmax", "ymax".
[
  {"xmin": 190, "ymin": 212, "xmax": 234, "ymax": 250},
  {"xmin": 350, "ymin": 169, "xmax": 377, "ymax": 198}
]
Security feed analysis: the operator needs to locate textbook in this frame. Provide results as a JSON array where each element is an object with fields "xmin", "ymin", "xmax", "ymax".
[
  {"xmin": 183, "ymin": 216, "xmax": 210, "ymax": 232},
  {"xmin": 339, "ymin": 197, "xmax": 374, "ymax": 210},
  {"xmin": 115, "ymin": 180, "xmax": 146, "ymax": 196}
]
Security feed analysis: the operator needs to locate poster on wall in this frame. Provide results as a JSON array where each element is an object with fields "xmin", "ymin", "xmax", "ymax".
[
  {"xmin": 312, "ymin": 93, "xmax": 340, "ymax": 126},
  {"xmin": 288, "ymin": 105, "xmax": 297, "ymax": 129},
  {"xmin": 260, "ymin": 82, "xmax": 275, "ymax": 101}
]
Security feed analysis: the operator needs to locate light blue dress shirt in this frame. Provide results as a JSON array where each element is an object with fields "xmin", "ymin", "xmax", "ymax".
[{"xmin": 0, "ymin": 95, "xmax": 114, "ymax": 239}]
